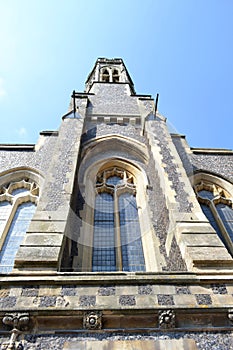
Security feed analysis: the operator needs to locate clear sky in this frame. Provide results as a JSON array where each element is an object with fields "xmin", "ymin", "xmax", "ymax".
[{"xmin": 0, "ymin": 0, "xmax": 232, "ymax": 149}]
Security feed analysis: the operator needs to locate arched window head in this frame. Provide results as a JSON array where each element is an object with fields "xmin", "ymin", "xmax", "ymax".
[
  {"xmin": 92, "ymin": 167, "xmax": 145, "ymax": 272},
  {"xmin": 101, "ymin": 68, "xmax": 110, "ymax": 82},
  {"xmin": 100, "ymin": 67, "xmax": 120, "ymax": 83},
  {"xmin": 0, "ymin": 179, "xmax": 39, "ymax": 273},
  {"xmin": 195, "ymin": 180, "xmax": 233, "ymax": 255},
  {"xmin": 112, "ymin": 69, "xmax": 120, "ymax": 82},
  {"xmin": 96, "ymin": 167, "xmax": 135, "ymax": 192}
]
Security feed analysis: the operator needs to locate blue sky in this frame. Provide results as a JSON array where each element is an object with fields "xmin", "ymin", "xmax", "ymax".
[{"xmin": 0, "ymin": 0, "xmax": 232, "ymax": 149}]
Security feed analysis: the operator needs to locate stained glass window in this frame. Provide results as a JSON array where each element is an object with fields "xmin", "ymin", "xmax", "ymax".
[
  {"xmin": 106, "ymin": 176, "xmax": 123, "ymax": 186},
  {"xmin": 216, "ymin": 203, "xmax": 233, "ymax": 242},
  {"xmin": 200, "ymin": 203, "xmax": 225, "ymax": 243},
  {"xmin": 11, "ymin": 188, "xmax": 30, "ymax": 196},
  {"xmin": 196, "ymin": 183, "xmax": 233, "ymax": 254},
  {"xmin": 92, "ymin": 169, "xmax": 145, "ymax": 272},
  {"xmin": 119, "ymin": 193, "xmax": 145, "ymax": 271},
  {"xmin": 0, "ymin": 202, "xmax": 36, "ymax": 273},
  {"xmin": 198, "ymin": 190, "xmax": 215, "ymax": 200},
  {"xmin": 0, "ymin": 202, "xmax": 12, "ymax": 236},
  {"xmin": 92, "ymin": 193, "xmax": 116, "ymax": 271},
  {"xmin": 0, "ymin": 179, "xmax": 39, "ymax": 274}
]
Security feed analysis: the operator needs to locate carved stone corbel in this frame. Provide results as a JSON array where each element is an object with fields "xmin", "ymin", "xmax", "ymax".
[
  {"xmin": 158, "ymin": 309, "xmax": 175, "ymax": 329},
  {"xmin": 228, "ymin": 309, "xmax": 233, "ymax": 324},
  {"xmin": 1, "ymin": 313, "xmax": 30, "ymax": 350},
  {"xmin": 83, "ymin": 311, "xmax": 102, "ymax": 330}
]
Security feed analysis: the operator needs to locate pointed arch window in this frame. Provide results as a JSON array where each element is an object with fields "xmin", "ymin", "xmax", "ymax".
[
  {"xmin": 100, "ymin": 67, "xmax": 120, "ymax": 83},
  {"xmin": 0, "ymin": 179, "xmax": 39, "ymax": 273},
  {"xmin": 195, "ymin": 181, "xmax": 233, "ymax": 255},
  {"xmin": 92, "ymin": 167, "xmax": 145, "ymax": 272},
  {"xmin": 101, "ymin": 69, "xmax": 110, "ymax": 82},
  {"xmin": 112, "ymin": 69, "xmax": 120, "ymax": 82}
]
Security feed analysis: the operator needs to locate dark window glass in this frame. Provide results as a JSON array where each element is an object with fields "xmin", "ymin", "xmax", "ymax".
[
  {"xmin": 119, "ymin": 193, "xmax": 145, "ymax": 272},
  {"xmin": 11, "ymin": 188, "xmax": 30, "ymax": 196},
  {"xmin": 0, "ymin": 201, "xmax": 12, "ymax": 235},
  {"xmin": 106, "ymin": 176, "xmax": 123, "ymax": 186},
  {"xmin": 198, "ymin": 190, "xmax": 215, "ymax": 200},
  {"xmin": 0, "ymin": 202, "xmax": 36, "ymax": 273},
  {"xmin": 216, "ymin": 203, "xmax": 233, "ymax": 242},
  {"xmin": 92, "ymin": 193, "xmax": 116, "ymax": 271},
  {"xmin": 200, "ymin": 203, "xmax": 225, "ymax": 243}
]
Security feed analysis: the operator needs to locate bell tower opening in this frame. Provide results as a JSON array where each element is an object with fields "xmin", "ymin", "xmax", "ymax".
[
  {"xmin": 101, "ymin": 68, "xmax": 110, "ymax": 82},
  {"xmin": 112, "ymin": 69, "xmax": 120, "ymax": 82},
  {"xmin": 85, "ymin": 58, "xmax": 136, "ymax": 94}
]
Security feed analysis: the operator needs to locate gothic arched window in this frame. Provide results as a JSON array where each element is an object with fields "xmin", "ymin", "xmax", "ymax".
[
  {"xmin": 100, "ymin": 67, "xmax": 120, "ymax": 83},
  {"xmin": 101, "ymin": 69, "xmax": 110, "ymax": 82},
  {"xmin": 92, "ymin": 167, "xmax": 145, "ymax": 272},
  {"xmin": 195, "ymin": 180, "xmax": 233, "ymax": 255},
  {"xmin": 112, "ymin": 69, "xmax": 120, "ymax": 82},
  {"xmin": 0, "ymin": 179, "xmax": 39, "ymax": 273}
]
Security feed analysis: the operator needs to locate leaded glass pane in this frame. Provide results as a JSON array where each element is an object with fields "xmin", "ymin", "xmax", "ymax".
[
  {"xmin": 0, "ymin": 202, "xmax": 36, "ymax": 274},
  {"xmin": 92, "ymin": 193, "xmax": 116, "ymax": 271},
  {"xmin": 106, "ymin": 176, "xmax": 123, "ymax": 186},
  {"xmin": 0, "ymin": 201, "xmax": 12, "ymax": 235},
  {"xmin": 11, "ymin": 188, "xmax": 30, "ymax": 196},
  {"xmin": 198, "ymin": 190, "xmax": 214, "ymax": 200},
  {"xmin": 216, "ymin": 203, "xmax": 233, "ymax": 242},
  {"xmin": 119, "ymin": 193, "xmax": 145, "ymax": 272},
  {"xmin": 200, "ymin": 203, "xmax": 225, "ymax": 243}
]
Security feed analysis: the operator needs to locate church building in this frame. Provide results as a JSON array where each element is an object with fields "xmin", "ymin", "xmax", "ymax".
[{"xmin": 0, "ymin": 58, "xmax": 233, "ymax": 349}]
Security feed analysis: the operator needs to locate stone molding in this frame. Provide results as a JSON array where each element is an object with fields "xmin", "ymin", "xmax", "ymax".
[
  {"xmin": 228, "ymin": 309, "xmax": 233, "ymax": 324},
  {"xmin": 83, "ymin": 311, "xmax": 102, "ymax": 330},
  {"xmin": 1, "ymin": 313, "xmax": 29, "ymax": 350},
  {"xmin": 158, "ymin": 309, "xmax": 175, "ymax": 329}
]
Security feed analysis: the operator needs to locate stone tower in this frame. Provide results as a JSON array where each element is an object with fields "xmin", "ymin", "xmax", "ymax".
[{"xmin": 0, "ymin": 58, "xmax": 233, "ymax": 349}]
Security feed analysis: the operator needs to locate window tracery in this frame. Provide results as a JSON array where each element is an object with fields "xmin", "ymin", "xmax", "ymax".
[
  {"xmin": 100, "ymin": 67, "xmax": 120, "ymax": 83},
  {"xmin": 92, "ymin": 167, "xmax": 145, "ymax": 272},
  {"xmin": 0, "ymin": 179, "xmax": 39, "ymax": 273},
  {"xmin": 195, "ymin": 180, "xmax": 233, "ymax": 254}
]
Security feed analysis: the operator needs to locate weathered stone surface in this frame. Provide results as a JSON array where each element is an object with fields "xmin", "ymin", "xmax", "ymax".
[
  {"xmin": 173, "ymin": 294, "xmax": 197, "ymax": 306},
  {"xmin": 181, "ymin": 233, "xmax": 225, "ymax": 247},
  {"xmin": 157, "ymin": 294, "xmax": 175, "ymax": 306},
  {"xmin": 27, "ymin": 220, "xmax": 66, "ymax": 233},
  {"xmin": 119, "ymin": 295, "xmax": 136, "ymax": 306},
  {"xmin": 153, "ymin": 285, "xmax": 176, "ymax": 294},
  {"xmin": 138, "ymin": 284, "xmax": 153, "ymax": 295},
  {"xmin": 177, "ymin": 222, "xmax": 216, "ymax": 234},
  {"xmin": 195, "ymin": 294, "xmax": 212, "ymax": 305},
  {"xmin": 0, "ymin": 296, "xmax": 17, "ymax": 309},
  {"xmin": 23, "ymin": 233, "xmax": 63, "ymax": 246},
  {"xmin": 32, "ymin": 209, "xmax": 70, "ymax": 221},
  {"xmin": 0, "ymin": 332, "xmax": 228, "ymax": 350},
  {"xmin": 38, "ymin": 286, "xmax": 62, "ymax": 296},
  {"xmin": 15, "ymin": 247, "xmax": 60, "ymax": 266},
  {"xmin": 189, "ymin": 285, "xmax": 212, "ymax": 294},
  {"xmin": 192, "ymin": 153, "xmax": 233, "ymax": 183},
  {"xmin": 87, "ymin": 83, "xmax": 140, "ymax": 116},
  {"xmin": 63, "ymin": 339, "xmax": 198, "ymax": 350},
  {"xmin": 61, "ymin": 285, "xmax": 77, "ymax": 296},
  {"xmin": 211, "ymin": 294, "xmax": 233, "ymax": 306},
  {"xmin": 186, "ymin": 247, "xmax": 233, "ymax": 266},
  {"xmin": 136, "ymin": 295, "xmax": 158, "ymax": 308},
  {"xmin": 96, "ymin": 295, "xmax": 118, "ymax": 308},
  {"xmin": 98, "ymin": 285, "xmax": 116, "ymax": 296},
  {"xmin": 79, "ymin": 295, "xmax": 96, "ymax": 307}
]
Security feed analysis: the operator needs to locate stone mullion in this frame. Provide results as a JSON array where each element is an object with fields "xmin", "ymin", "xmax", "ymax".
[
  {"xmin": 210, "ymin": 201, "xmax": 233, "ymax": 256},
  {"xmin": 114, "ymin": 189, "xmax": 122, "ymax": 271}
]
